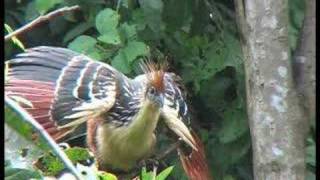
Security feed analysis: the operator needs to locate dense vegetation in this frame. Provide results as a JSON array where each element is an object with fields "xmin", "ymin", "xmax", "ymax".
[{"xmin": 5, "ymin": 0, "xmax": 314, "ymax": 179}]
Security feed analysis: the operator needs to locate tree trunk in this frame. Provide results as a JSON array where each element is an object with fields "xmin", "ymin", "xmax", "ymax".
[
  {"xmin": 235, "ymin": 0, "xmax": 308, "ymax": 179},
  {"xmin": 293, "ymin": 0, "xmax": 315, "ymax": 124}
]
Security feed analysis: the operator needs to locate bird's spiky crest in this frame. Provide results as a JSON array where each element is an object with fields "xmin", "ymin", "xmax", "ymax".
[{"xmin": 140, "ymin": 60, "xmax": 167, "ymax": 92}]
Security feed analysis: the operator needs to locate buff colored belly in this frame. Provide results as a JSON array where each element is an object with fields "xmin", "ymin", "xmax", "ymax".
[{"xmin": 96, "ymin": 124, "xmax": 156, "ymax": 171}]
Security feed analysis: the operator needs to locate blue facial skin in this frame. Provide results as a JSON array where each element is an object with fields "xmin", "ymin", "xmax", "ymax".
[
  {"xmin": 146, "ymin": 87, "xmax": 164, "ymax": 108},
  {"xmin": 154, "ymin": 93, "xmax": 164, "ymax": 107}
]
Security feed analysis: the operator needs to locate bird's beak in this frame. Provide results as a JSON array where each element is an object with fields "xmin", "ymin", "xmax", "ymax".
[
  {"xmin": 162, "ymin": 107, "xmax": 198, "ymax": 151},
  {"xmin": 154, "ymin": 93, "xmax": 164, "ymax": 107}
]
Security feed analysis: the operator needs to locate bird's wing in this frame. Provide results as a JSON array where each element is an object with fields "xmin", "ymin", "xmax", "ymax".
[
  {"xmin": 161, "ymin": 73, "xmax": 212, "ymax": 180},
  {"xmin": 160, "ymin": 73, "xmax": 195, "ymax": 147},
  {"xmin": 5, "ymin": 46, "xmax": 118, "ymax": 140}
]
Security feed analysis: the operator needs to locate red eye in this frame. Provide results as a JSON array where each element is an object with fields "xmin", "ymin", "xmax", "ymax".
[{"xmin": 149, "ymin": 86, "xmax": 156, "ymax": 95}]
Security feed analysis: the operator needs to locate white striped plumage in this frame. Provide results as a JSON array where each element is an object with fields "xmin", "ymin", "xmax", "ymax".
[{"xmin": 5, "ymin": 46, "xmax": 201, "ymax": 176}]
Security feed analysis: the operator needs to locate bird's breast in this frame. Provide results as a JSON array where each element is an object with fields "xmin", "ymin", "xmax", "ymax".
[{"xmin": 95, "ymin": 123, "xmax": 156, "ymax": 171}]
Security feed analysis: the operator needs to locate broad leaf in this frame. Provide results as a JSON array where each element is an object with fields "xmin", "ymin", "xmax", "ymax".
[
  {"xmin": 156, "ymin": 166, "xmax": 174, "ymax": 180},
  {"xmin": 68, "ymin": 35, "xmax": 102, "ymax": 60},
  {"xmin": 96, "ymin": 8, "xmax": 120, "ymax": 35},
  {"xmin": 112, "ymin": 50, "xmax": 131, "ymax": 74},
  {"xmin": 123, "ymin": 41, "xmax": 149, "ymax": 63}
]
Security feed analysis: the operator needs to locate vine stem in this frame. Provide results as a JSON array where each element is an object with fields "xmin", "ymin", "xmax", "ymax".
[
  {"xmin": 4, "ymin": 5, "xmax": 80, "ymax": 42},
  {"xmin": 5, "ymin": 96, "xmax": 83, "ymax": 180}
]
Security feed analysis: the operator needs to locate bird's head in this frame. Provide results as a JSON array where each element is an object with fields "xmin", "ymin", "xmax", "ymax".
[
  {"xmin": 141, "ymin": 61, "xmax": 166, "ymax": 108},
  {"xmin": 139, "ymin": 60, "xmax": 199, "ymax": 152}
]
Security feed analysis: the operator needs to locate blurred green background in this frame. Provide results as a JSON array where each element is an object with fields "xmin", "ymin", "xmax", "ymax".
[{"xmin": 4, "ymin": 0, "xmax": 314, "ymax": 179}]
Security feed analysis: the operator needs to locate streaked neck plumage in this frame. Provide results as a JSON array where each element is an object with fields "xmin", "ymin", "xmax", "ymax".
[
  {"xmin": 96, "ymin": 95, "xmax": 162, "ymax": 171},
  {"xmin": 125, "ymin": 98, "xmax": 161, "ymax": 142}
]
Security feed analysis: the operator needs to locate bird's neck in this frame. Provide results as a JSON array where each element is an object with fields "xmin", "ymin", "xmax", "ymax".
[{"xmin": 126, "ymin": 99, "xmax": 161, "ymax": 143}]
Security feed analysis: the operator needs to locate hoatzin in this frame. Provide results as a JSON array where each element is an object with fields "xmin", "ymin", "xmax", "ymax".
[{"xmin": 5, "ymin": 46, "xmax": 211, "ymax": 179}]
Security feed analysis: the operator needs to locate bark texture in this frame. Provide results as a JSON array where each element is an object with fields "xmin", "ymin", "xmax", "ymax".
[
  {"xmin": 235, "ymin": 0, "xmax": 308, "ymax": 179},
  {"xmin": 293, "ymin": 0, "xmax": 315, "ymax": 123}
]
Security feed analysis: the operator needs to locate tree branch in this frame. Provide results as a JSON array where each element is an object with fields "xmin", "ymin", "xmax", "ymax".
[
  {"xmin": 5, "ymin": 96, "xmax": 83, "ymax": 180},
  {"xmin": 4, "ymin": 5, "xmax": 80, "ymax": 42}
]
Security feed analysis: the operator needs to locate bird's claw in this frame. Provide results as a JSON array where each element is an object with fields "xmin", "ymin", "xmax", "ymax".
[{"xmin": 138, "ymin": 158, "xmax": 159, "ymax": 171}]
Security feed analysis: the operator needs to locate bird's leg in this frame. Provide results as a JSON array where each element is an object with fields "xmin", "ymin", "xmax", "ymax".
[
  {"xmin": 127, "ymin": 159, "xmax": 160, "ymax": 179},
  {"xmin": 138, "ymin": 158, "xmax": 160, "ymax": 172}
]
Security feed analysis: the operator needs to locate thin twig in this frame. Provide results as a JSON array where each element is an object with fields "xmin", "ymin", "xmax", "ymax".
[
  {"xmin": 155, "ymin": 141, "xmax": 181, "ymax": 161},
  {"xmin": 5, "ymin": 96, "xmax": 83, "ymax": 180},
  {"xmin": 4, "ymin": 5, "xmax": 81, "ymax": 42}
]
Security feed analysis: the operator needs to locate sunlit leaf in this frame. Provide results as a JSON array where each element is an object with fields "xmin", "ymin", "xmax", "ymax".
[
  {"xmin": 156, "ymin": 166, "xmax": 174, "ymax": 180},
  {"xmin": 96, "ymin": 8, "xmax": 120, "ymax": 35},
  {"xmin": 4, "ymin": 24, "xmax": 25, "ymax": 51},
  {"xmin": 68, "ymin": 35, "xmax": 103, "ymax": 60}
]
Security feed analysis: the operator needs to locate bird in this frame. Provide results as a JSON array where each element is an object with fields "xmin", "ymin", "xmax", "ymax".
[{"xmin": 5, "ymin": 46, "xmax": 211, "ymax": 179}]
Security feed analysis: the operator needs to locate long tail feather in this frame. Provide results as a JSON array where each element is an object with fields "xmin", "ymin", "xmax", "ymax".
[
  {"xmin": 5, "ymin": 79, "xmax": 73, "ymax": 141},
  {"xmin": 178, "ymin": 131, "xmax": 212, "ymax": 180}
]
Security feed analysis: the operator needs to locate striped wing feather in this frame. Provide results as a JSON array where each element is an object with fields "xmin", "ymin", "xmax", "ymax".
[
  {"xmin": 161, "ymin": 73, "xmax": 211, "ymax": 180},
  {"xmin": 5, "ymin": 46, "xmax": 117, "ymax": 141}
]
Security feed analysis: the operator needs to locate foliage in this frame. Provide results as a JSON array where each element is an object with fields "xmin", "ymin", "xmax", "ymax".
[
  {"xmin": 4, "ymin": 0, "xmax": 311, "ymax": 179},
  {"xmin": 5, "ymin": 160, "xmax": 42, "ymax": 180},
  {"xmin": 140, "ymin": 166, "xmax": 174, "ymax": 180},
  {"xmin": 5, "ymin": 24, "xmax": 26, "ymax": 50},
  {"xmin": 34, "ymin": 147, "xmax": 93, "ymax": 176}
]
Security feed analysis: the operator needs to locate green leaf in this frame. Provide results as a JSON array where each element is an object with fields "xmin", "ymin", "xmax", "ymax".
[
  {"xmin": 35, "ymin": 0, "xmax": 62, "ymax": 14},
  {"xmin": 123, "ymin": 41, "xmax": 149, "ymax": 63},
  {"xmin": 4, "ymin": 24, "xmax": 25, "ymax": 51},
  {"xmin": 95, "ymin": 8, "xmax": 121, "ymax": 45},
  {"xmin": 5, "ymin": 108, "xmax": 34, "ymax": 142},
  {"xmin": 112, "ymin": 50, "xmax": 131, "ymax": 74},
  {"xmin": 98, "ymin": 31, "xmax": 121, "ymax": 45},
  {"xmin": 96, "ymin": 8, "xmax": 120, "ymax": 35},
  {"xmin": 5, "ymin": 167, "xmax": 42, "ymax": 180},
  {"xmin": 111, "ymin": 41, "xmax": 148, "ymax": 74},
  {"xmin": 140, "ymin": 167, "xmax": 155, "ymax": 180},
  {"xmin": 68, "ymin": 35, "xmax": 102, "ymax": 60},
  {"xmin": 119, "ymin": 23, "xmax": 137, "ymax": 41},
  {"xmin": 98, "ymin": 172, "xmax": 118, "ymax": 180},
  {"xmin": 35, "ymin": 147, "xmax": 93, "ymax": 176},
  {"xmin": 156, "ymin": 166, "xmax": 174, "ymax": 180}
]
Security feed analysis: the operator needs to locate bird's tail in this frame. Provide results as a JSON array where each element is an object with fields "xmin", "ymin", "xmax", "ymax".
[
  {"xmin": 178, "ymin": 131, "xmax": 212, "ymax": 180},
  {"xmin": 5, "ymin": 46, "xmax": 87, "ymax": 141}
]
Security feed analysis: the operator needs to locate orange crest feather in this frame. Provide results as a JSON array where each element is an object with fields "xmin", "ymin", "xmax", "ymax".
[{"xmin": 140, "ymin": 60, "xmax": 167, "ymax": 92}]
